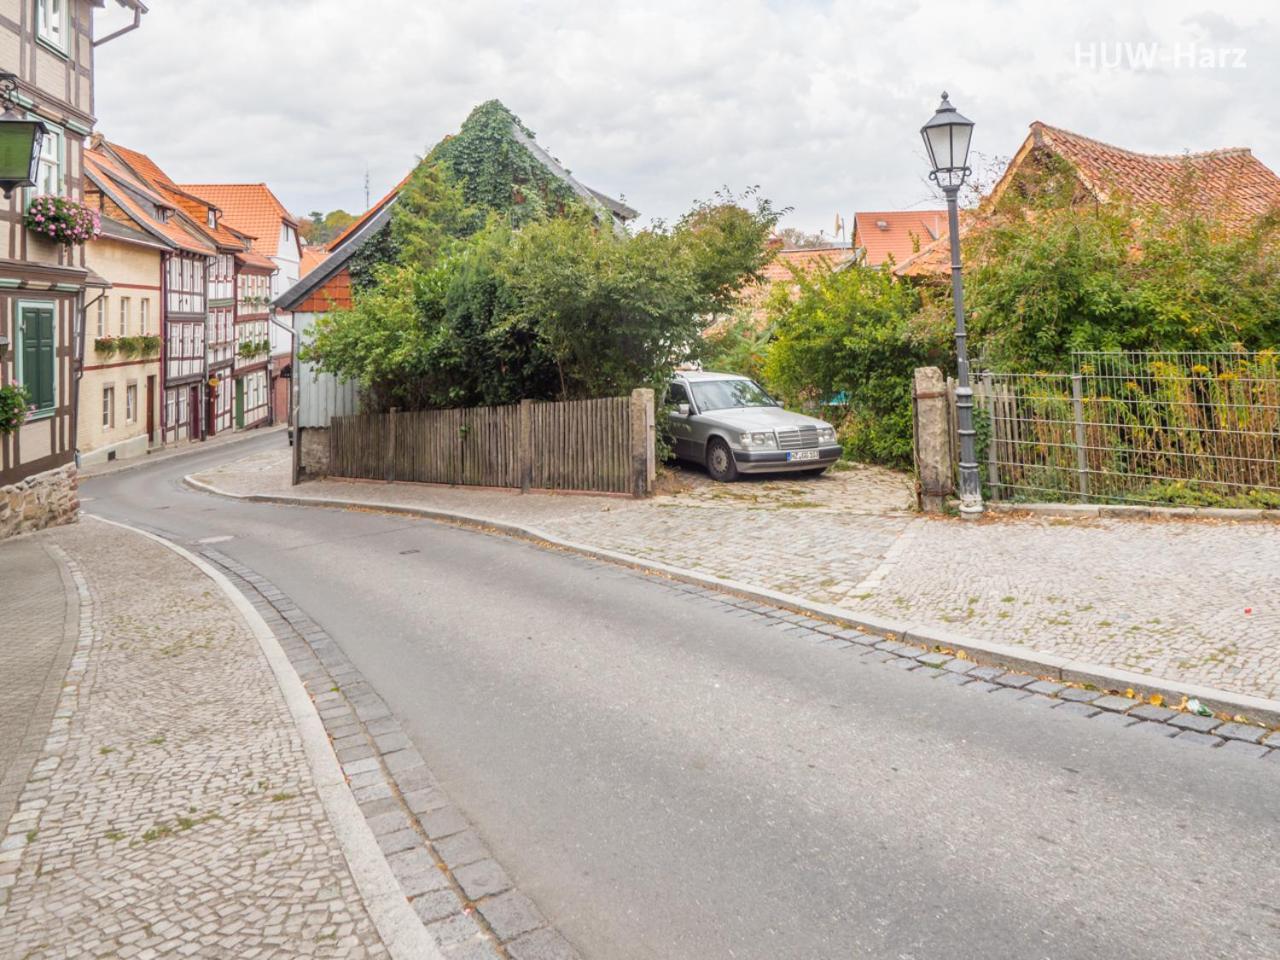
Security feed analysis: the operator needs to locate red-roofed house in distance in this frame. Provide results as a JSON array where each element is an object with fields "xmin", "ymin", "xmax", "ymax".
[
  {"xmin": 735, "ymin": 242, "xmax": 856, "ymax": 325},
  {"xmin": 85, "ymin": 138, "xmax": 215, "ymax": 449},
  {"xmin": 180, "ymin": 184, "xmax": 302, "ymax": 424},
  {"xmin": 852, "ymin": 210, "xmax": 946, "ymax": 268},
  {"xmin": 892, "ymin": 121, "xmax": 1280, "ymax": 279}
]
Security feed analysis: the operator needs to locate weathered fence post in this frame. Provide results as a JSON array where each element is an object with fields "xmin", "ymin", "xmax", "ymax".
[
  {"xmin": 518, "ymin": 399, "xmax": 533, "ymax": 494},
  {"xmin": 981, "ymin": 373, "xmax": 999, "ymax": 500},
  {"xmin": 912, "ymin": 367, "xmax": 954, "ymax": 513},
  {"xmin": 629, "ymin": 388, "xmax": 655, "ymax": 498},
  {"xmin": 385, "ymin": 408, "xmax": 398, "ymax": 483},
  {"xmin": 1071, "ymin": 374, "xmax": 1089, "ymax": 499}
]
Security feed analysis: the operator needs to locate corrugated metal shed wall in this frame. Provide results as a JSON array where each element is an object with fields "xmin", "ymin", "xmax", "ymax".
[{"xmin": 295, "ymin": 312, "xmax": 359, "ymax": 427}]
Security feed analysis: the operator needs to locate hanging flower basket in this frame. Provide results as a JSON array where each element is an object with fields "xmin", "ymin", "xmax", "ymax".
[
  {"xmin": 0, "ymin": 384, "xmax": 30, "ymax": 434},
  {"xmin": 24, "ymin": 196, "xmax": 102, "ymax": 246}
]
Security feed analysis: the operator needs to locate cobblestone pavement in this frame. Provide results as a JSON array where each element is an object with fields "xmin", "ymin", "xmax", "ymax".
[
  {"xmin": 193, "ymin": 449, "xmax": 1280, "ymax": 700},
  {"xmin": 0, "ymin": 521, "xmax": 389, "ymax": 959},
  {"xmin": 0, "ymin": 537, "xmax": 79, "ymax": 840}
]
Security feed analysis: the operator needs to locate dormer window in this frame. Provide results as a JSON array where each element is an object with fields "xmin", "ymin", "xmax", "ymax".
[
  {"xmin": 157, "ymin": 209, "xmax": 169, "ymax": 223},
  {"xmin": 207, "ymin": 211, "xmax": 216, "ymax": 229}
]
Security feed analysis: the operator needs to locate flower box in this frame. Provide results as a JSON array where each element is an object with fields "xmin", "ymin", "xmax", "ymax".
[{"xmin": 25, "ymin": 196, "xmax": 102, "ymax": 246}]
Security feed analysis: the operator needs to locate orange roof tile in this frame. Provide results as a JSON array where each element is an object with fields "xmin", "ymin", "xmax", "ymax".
[
  {"xmin": 85, "ymin": 149, "xmax": 215, "ymax": 255},
  {"xmin": 758, "ymin": 246, "xmax": 855, "ymax": 285},
  {"xmin": 1024, "ymin": 122, "xmax": 1280, "ymax": 223},
  {"xmin": 852, "ymin": 210, "xmax": 947, "ymax": 267},
  {"xmin": 179, "ymin": 183, "xmax": 299, "ymax": 258},
  {"xmin": 896, "ymin": 122, "xmax": 1280, "ymax": 279},
  {"xmin": 299, "ymin": 246, "xmax": 329, "ymax": 276}
]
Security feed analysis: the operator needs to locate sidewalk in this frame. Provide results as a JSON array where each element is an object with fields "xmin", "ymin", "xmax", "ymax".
[
  {"xmin": 78, "ymin": 423, "xmax": 287, "ymax": 480},
  {"xmin": 0, "ymin": 521, "xmax": 390, "ymax": 958},
  {"xmin": 192, "ymin": 448, "xmax": 1280, "ymax": 703}
]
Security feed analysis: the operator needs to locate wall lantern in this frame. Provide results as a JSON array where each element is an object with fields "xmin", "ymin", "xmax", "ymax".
[{"xmin": 0, "ymin": 72, "xmax": 46, "ymax": 199}]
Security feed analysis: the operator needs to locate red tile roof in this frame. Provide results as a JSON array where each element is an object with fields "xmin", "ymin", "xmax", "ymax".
[
  {"xmin": 852, "ymin": 210, "xmax": 946, "ymax": 267},
  {"xmin": 299, "ymin": 246, "xmax": 329, "ymax": 277},
  {"xmin": 1024, "ymin": 122, "xmax": 1280, "ymax": 223},
  {"xmin": 895, "ymin": 122, "xmax": 1280, "ymax": 278},
  {"xmin": 85, "ymin": 148, "xmax": 215, "ymax": 256},
  {"xmin": 180, "ymin": 183, "xmax": 299, "ymax": 258}
]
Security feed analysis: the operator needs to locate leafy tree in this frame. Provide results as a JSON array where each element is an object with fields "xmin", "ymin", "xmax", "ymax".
[
  {"xmin": 776, "ymin": 226, "xmax": 829, "ymax": 249},
  {"xmin": 299, "ymin": 209, "xmax": 357, "ymax": 245},
  {"xmin": 765, "ymin": 261, "xmax": 938, "ymax": 467},
  {"xmin": 675, "ymin": 186, "xmax": 785, "ymax": 323}
]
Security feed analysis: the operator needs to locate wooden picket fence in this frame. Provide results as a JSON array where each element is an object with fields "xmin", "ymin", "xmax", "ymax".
[{"xmin": 327, "ymin": 390, "xmax": 655, "ymax": 497}]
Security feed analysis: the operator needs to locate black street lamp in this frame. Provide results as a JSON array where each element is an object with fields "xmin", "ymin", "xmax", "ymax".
[
  {"xmin": 921, "ymin": 91, "xmax": 982, "ymax": 519},
  {"xmin": 0, "ymin": 72, "xmax": 46, "ymax": 199}
]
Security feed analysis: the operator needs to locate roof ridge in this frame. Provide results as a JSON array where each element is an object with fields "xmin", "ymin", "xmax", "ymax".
[{"xmin": 1033, "ymin": 121, "xmax": 1253, "ymax": 163}]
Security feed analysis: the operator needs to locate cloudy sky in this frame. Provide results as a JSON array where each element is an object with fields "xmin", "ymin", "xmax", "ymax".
[{"xmin": 93, "ymin": 0, "xmax": 1278, "ymax": 238}]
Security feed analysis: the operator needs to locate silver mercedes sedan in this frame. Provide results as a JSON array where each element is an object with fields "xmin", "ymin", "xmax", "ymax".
[{"xmin": 666, "ymin": 371, "xmax": 842, "ymax": 482}]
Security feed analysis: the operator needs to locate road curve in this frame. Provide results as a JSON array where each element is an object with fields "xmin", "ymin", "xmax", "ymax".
[{"xmin": 83, "ymin": 433, "xmax": 1280, "ymax": 960}]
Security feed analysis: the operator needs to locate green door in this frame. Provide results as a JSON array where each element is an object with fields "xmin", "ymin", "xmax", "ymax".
[{"xmin": 234, "ymin": 377, "xmax": 245, "ymax": 429}]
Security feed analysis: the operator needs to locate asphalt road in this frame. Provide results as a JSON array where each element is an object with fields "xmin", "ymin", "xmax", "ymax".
[{"xmin": 84, "ymin": 432, "xmax": 1280, "ymax": 960}]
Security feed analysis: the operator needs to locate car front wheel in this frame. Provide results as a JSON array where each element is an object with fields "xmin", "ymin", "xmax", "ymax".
[{"xmin": 706, "ymin": 438, "xmax": 739, "ymax": 482}]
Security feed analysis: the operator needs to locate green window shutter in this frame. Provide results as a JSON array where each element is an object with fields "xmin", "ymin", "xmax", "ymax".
[{"xmin": 20, "ymin": 306, "xmax": 56, "ymax": 411}]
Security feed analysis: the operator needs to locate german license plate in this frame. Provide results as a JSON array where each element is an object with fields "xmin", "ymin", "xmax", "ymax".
[{"xmin": 787, "ymin": 450, "xmax": 818, "ymax": 462}]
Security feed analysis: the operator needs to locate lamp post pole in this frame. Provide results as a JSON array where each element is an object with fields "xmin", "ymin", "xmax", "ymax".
[
  {"xmin": 943, "ymin": 182, "xmax": 982, "ymax": 518},
  {"xmin": 921, "ymin": 91, "xmax": 982, "ymax": 519}
]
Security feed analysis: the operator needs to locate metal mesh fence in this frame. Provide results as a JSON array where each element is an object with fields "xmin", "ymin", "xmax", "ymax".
[{"xmin": 969, "ymin": 350, "xmax": 1280, "ymax": 507}]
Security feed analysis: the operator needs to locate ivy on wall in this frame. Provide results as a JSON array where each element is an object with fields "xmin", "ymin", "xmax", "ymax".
[{"xmin": 427, "ymin": 100, "xmax": 582, "ymax": 227}]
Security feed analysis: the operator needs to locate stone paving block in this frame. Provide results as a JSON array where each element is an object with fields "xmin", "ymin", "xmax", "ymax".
[
  {"xmin": 394, "ymin": 764, "xmax": 439, "ymax": 794},
  {"xmin": 1129, "ymin": 704, "xmax": 1176, "ymax": 723},
  {"xmin": 1087, "ymin": 712, "xmax": 1137, "ymax": 729},
  {"xmin": 1056, "ymin": 688, "xmax": 1100, "ymax": 703},
  {"xmin": 442, "ymin": 937, "xmax": 504, "ymax": 960},
  {"xmin": 375, "ymin": 827, "xmax": 420, "ymax": 857},
  {"xmin": 888, "ymin": 658, "xmax": 917, "ymax": 671},
  {"xmin": 435, "ymin": 830, "xmax": 489, "ymax": 870},
  {"xmin": 477, "ymin": 889, "xmax": 546, "ymax": 942},
  {"xmin": 994, "ymin": 673, "xmax": 1035, "ymax": 688},
  {"xmin": 366, "ymin": 810, "xmax": 414, "ymax": 836},
  {"xmin": 988, "ymin": 687, "xmax": 1030, "ymax": 702},
  {"xmin": 1027, "ymin": 680, "xmax": 1065, "ymax": 696},
  {"xmin": 426, "ymin": 910, "xmax": 485, "ymax": 947},
  {"xmin": 454, "ymin": 859, "xmax": 513, "ymax": 900},
  {"xmin": 1019, "ymin": 694, "xmax": 1059, "ymax": 708},
  {"xmin": 507, "ymin": 927, "xmax": 580, "ymax": 960},
  {"xmin": 374, "ymin": 731, "xmax": 413, "ymax": 754},
  {"xmin": 916, "ymin": 652, "xmax": 950, "ymax": 668},
  {"xmin": 411, "ymin": 891, "xmax": 463, "ymax": 925},
  {"xmin": 1217, "ymin": 740, "xmax": 1269, "ymax": 760},
  {"xmin": 1168, "ymin": 714, "xmax": 1222, "ymax": 733},
  {"xmin": 968, "ymin": 666, "xmax": 1004, "ymax": 682},
  {"xmin": 420, "ymin": 805, "xmax": 470, "ymax": 840},
  {"xmin": 1263, "ymin": 731, "xmax": 1280, "ymax": 748},
  {"xmin": 941, "ymin": 659, "xmax": 973, "ymax": 674},
  {"xmin": 1171, "ymin": 731, "xmax": 1224, "ymax": 748},
  {"xmin": 934, "ymin": 673, "xmax": 972, "ymax": 686},
  {"xmin": 404, "ymin": 787, "xmax": 449, "ymax": 815},
  {"xmin": 1213, "ymin": 723, "xmax": 1266, "ymax": 744},
  {"xmin": 387, "ymin": 847, "xmax": 450, "ymax": 897},
  {"xmin": 965, "ymin": 681, "xmax": 998, "ymax": 694},
  {"xmin": 1091, "ymin": 695, "xmax": 1138, "ymax": 713}
]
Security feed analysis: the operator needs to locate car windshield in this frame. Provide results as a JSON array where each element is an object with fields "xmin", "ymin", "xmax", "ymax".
[{"xmin": 690, "ymin": 379, "xmax": 775, "ymax": 412}]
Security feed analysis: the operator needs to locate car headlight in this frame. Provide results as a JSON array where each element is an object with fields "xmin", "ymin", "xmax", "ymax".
[
  {"xmin": 817, "ymin": 427, "xmax": 836, "ymax": 444},
  {"xmin": 738, "ymin": 431, "xmax": 778, "ymax": 449}
]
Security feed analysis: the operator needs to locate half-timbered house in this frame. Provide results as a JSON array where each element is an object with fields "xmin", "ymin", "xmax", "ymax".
[
  {"xmin": 84, "ymin": 139, "xmax": 215, "ymax": 446},
  {"xmin": 180, "ymin": 182, "xmax": 300, "ymax": 425},
  {"xmin": 231, "ymin": 244, "xmax": 275, "ymax": 428},
  {"xmin": 0, "ymin": 0, "xmax": 146, "ymax": 537}
]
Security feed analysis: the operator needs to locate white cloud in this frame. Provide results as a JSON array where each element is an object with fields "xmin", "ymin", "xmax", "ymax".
[{"xmin": 92, "ymin": 0, "xmax": 1280, "ymax": 235}]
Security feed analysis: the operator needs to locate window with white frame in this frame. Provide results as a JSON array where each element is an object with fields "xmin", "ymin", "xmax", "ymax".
[
  {"xmin": 96, "ymin": 297, "xmax": 105, "ymax": 337},
  {"xmin": 35, "ymin": 124, "xmax": 62, "ymax": 197},
  {"xmin": 119, "ymin": 296, "xmax": 131, "ymax": 336},
  {"xmin": 125, "ymin": 383, "xmax": 137, "ymax": 422},
  {"xmin": 102, "ymin": 385, "xmax": 115, "ymax": 429},
  {"xmin": 140, "ymin": 298, "xmax": 150, "ymax": 335},
  {"xmin": 36, "ymin": 0, "xmax": 67, "ymax": 51}
]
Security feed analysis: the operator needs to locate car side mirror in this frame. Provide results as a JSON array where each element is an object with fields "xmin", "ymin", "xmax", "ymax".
[{"xmin": 676, "ymin": 403, "xmax": 690, "ymax": 416}]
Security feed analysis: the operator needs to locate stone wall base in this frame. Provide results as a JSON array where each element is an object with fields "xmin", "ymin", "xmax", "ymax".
[
  {"xmin": 1, "ymin": 462, "xmax": 79, "ymax": 540},
  {"xmin": 299, "ymin": 427, "xmax": 329, "ymax": 478}
]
